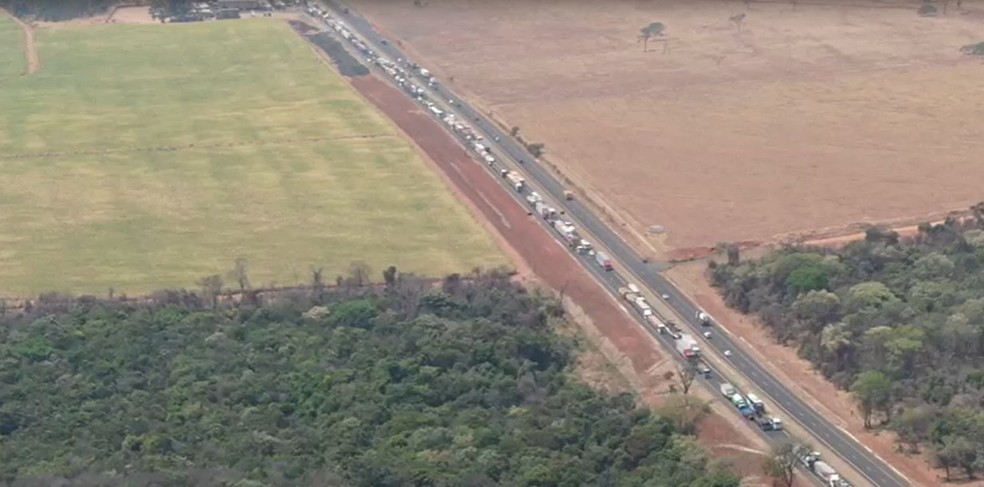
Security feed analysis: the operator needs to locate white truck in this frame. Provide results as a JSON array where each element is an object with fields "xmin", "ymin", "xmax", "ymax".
[
  {"xmin": 675, "ymin": 334, "xmax": 700, "ymax": 359},
  {"xmin": 504, "ymin": 171, "xmax": 525, "ymax": 191},
  {"xmin": 720, "ymin": 383, "xmax": 737, "ymax": 397},
  {"xmin": 645, "ymin": 314, "xmax": 668, "ymax": 334},
  {"xmin": 696, "ymin": 310, "xmax": 712, "ymax": 326},
  {"xmin": 746, "ymin": 393, "xmax": 766, "ymax": 414},
  {"xmin": 594, "ymin": 251, "xmax": 613, "ymax": 271},
  {"xmin": 553, "ymin": 220, "xmax": 576, "ymax": 237}
]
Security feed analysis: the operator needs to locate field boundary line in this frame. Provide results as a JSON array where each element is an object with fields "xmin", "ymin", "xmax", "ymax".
[
  {"xmin": 0, "ymin": 6, "xmax": 39, "ymax": 75},
  {"xmin": 0, "ymin": 133, "xmax": 395, "ymax": 161}
]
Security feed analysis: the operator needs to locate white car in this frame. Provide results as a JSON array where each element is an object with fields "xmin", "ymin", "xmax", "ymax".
[
  {"xmin": 723, "ymin": 350, "xmax": 733, "ymax": 357},
  {"xmin": 703, "ymin": 331, "xmax": 711, "ymax": 338}
]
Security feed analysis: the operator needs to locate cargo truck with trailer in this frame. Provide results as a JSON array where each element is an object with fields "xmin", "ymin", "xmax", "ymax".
[
  {"xmin": 645, "ymin": 314, "xmax": 668, "ymax": 335},
  {"xmin": 746, "ymin": 393, "xmax": 766, "ymax": 414},
  {"xmin": 675, "ymin": 334, "xmax": 700, "ymax": 359},
  {"xmin": 504, "ymin": 171, "xmax": 526, "ymax": 191},
  {"xmin": 796, "ymin": 449, "xmax": 852, "ymax": 487},
  {"xmin": 553, "ymin": 220, "xmax": 575, "ymax": 237},
  {"xmin": 594, "ymin": 251, "xmax": 613, "ymax": 271},
  {"xmin": 730, "ymin": 394, "xmax": 756, "ymax": 418}
]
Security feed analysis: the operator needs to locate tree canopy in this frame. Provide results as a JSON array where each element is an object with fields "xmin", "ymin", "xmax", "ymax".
[
  {"xmin": 0, "ymin": 0, "xmax": 115, "ymax": 21},
  {"xmin": 711, "ymin": 214, "xmax": 984, "ymax": 480},
  {"xmin": 0, "ymin": 270, "xmax": 739, "ymax": 486}
]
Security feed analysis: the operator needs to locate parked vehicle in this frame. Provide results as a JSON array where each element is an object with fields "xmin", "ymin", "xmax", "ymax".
[
  {"xmin": 720, "ymin": 383, "xmax": 736, "ymax": 397},
  {"xmin": 696, "ymin": 310, "xmax": 712, "ymax": 326},
  {"xmin": 675, "ymin": 334, "xmax": 700, "ymax": 359},
  {"xmin": 755, "ymin": 416, "xmax": 783, "ymax": 431},
  {"xmin": 731, "ymin": 394, "xmax": 756, "ymax": 418},
  {"xmin": 594, "ymin": 251, "xmax": 613, "ymax": 271},
  {"xmin": 746, "ymin": 393, "xmax": 766, "ymax": 414}
]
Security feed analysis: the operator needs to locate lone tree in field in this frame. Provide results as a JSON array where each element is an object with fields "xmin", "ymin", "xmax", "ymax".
[
  {"xmin": 638, "ymin": 22, "xmax": 665, "ymax": 52},
  {"xmin": 229, "ymin": 257, "xmax": 251, "ymax": 293},
  {"xmin": 763, "ymin": 441, "xmax": 801, "ymax": 487},
  {"xmin": 730, "ymin": 13, "xmax": 747, "ymax": 32},
  {"xmin": 676, "ymin": 363, "xmax": 698, "ymax": 396}
]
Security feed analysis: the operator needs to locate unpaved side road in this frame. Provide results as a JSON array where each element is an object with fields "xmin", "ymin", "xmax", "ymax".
[{"xmin": 0, "ymin": 7, "xmax": 39, "ymax": 75}]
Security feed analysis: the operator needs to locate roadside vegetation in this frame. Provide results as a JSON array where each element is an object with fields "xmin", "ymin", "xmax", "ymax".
[
  {"xmin": 0, "ymin": 0, "xmax": 114, "ymax": 21},
  {"xmin": 0, "ymin": 270, "xmax": 740, "ymax": 486},
  {"xmin": 711, "ymin": 205, "xmax": 984, "ymax": 481}
]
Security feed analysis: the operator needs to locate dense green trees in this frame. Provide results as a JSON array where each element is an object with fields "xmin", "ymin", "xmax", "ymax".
[
  {"xmin": 0, "ymin": 0, "xmax": 115, "ymax": 21},
  {"xmin": 711, "ymin": 214, "xmax": 984, "ymax": 480},
  {"xmin": 0, "ymin": 0, "xmax": 197, "ymax": 20},
  {"xmin": 0, "ymin": 270, "xmax": 739, "ymax": 486}
]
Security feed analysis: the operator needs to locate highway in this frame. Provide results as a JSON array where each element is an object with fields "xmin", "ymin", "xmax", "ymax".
[{"xmin": 312, "ymin": 4, "xmax": 911, "ymax": 486}]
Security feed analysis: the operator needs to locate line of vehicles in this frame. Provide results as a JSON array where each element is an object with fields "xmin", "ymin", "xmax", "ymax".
[
  {"xmin": 309, "ymin": 5, "xmax": 859, "ymax": 486},
  {"xmin": 718, "ymin": 382, "xmax": 783, "ymax": 431},
  {"xmin": 796, "ymin": 446, "xmax": 855, "ymax": 487}
]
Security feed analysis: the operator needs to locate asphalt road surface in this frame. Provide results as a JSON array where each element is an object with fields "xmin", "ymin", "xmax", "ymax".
[{"xmin": 314, "ymin": 4, "xmax": 911, "ymax": 486}]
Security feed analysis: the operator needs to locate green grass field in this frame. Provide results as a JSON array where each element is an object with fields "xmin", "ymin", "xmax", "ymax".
[
  {"xmin": 0, "ymin": 13, "xmax": 25, "ymax": 79},
  {"xmin": 0, "ymin": 19, "xmax": 506, "ymax": 296}
]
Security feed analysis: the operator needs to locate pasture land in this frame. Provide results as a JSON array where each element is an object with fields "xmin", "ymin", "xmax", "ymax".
[
  {"xmin": 0, "ymin": 11, "xmax": 25, "ymax": 78},
  {"xmin": 0, "ymin": 19, "xmax": 505, "ymax": 296},
  {"xmin": 353, "ymin": 0, "xmax": 984, "ymax": 251}
]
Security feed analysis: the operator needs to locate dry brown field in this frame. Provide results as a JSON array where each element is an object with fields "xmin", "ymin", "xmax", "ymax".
[{"xmin": 352, "ymin": 0, "xmax": 984, "ymax": 252}]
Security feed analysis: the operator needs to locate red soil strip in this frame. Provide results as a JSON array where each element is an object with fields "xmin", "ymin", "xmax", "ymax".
[
  {"xmin": 347, "ymin": 74, "xmax": 662, "ymax": 375},
  {"xmin": 346, "ymin": 73, "xmax": 779, "ymax": 480}
]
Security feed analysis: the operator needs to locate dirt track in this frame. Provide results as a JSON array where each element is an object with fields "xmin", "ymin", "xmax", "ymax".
[
  {"xmin": 348, "ymin": 74, "xmax": 664, "ymax": 374},
  {"xmin": 0, "ymin": 7, "xmax": 39, "ymax": 75},
  {"xmin": 345, "ymin": 73, "xmax": 779, "ymax": 481}
]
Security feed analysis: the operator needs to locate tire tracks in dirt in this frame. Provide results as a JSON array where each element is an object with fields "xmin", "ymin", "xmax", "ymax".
[{"xmin": 0, "ymin": 7, "xmax": 39, "ymax": 75}]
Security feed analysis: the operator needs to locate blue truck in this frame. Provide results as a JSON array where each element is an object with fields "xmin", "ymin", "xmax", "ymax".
[{"xmin": 729, "ymin": 394, "xmax": 755, "ymax": 418}]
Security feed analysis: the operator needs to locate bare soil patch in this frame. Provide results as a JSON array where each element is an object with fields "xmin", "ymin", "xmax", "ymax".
[
  {"xmin": 666, "ymin": 260, "xmax": 954, "ymax": 486},
  {"xmin": 350, "ymin": 0, "xmax": 984, "ymax": 253},
  {"xmin": 106, "ymin": 6, "xmax": 156, "ymax": 25}
]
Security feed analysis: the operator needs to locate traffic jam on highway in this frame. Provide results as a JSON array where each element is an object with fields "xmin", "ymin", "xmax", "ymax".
[{"xmin": 307, "ymin": 4, "xmax": 856, "ymax": 487}]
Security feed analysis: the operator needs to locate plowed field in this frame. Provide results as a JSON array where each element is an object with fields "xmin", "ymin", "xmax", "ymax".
[{"xmin": 352, "ymin": 0, "xmax": 984, "ymax": 251}]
